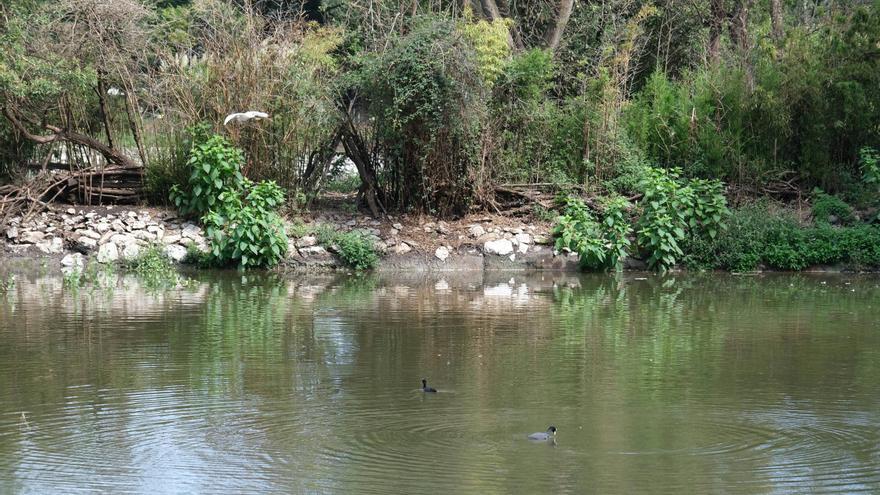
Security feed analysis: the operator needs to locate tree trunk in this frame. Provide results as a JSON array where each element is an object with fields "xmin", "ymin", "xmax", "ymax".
[
  {"xmin": 95, "ymin": 73, "xmax": 115, "ymax": 150},
  {"xmin": 729, "ymin": 0, "xmax": 751, "ymax": 53},
  {"xmin": 708, "ymin": 0, "xmax": 725, "ymax": 63},
  {"xmin": 122, "ymin": 83, "xmax": 148, "ymax": 169},
  {"xmin": 770, "ymin": 0, "xmax": 784, "ymax": 42},
  {"xmin": 544, "ymin": 0, "xmax": 574, "ymax": 52},
  {"xmin": 730, "ymin": 0, "xmax": 754, "ymax": 88},
  {"xmin": 340, "ymin": 119, "xmax": 384, "ymax": 218}
]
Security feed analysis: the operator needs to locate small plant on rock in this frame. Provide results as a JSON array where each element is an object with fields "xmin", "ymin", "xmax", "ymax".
[
  {"xmin": 329, "ymin": 230, "xmax": 379, "ymax": 271},
  {"xmin": 122, "ymin": 243, "xmax": 185, "ymax": 289}
]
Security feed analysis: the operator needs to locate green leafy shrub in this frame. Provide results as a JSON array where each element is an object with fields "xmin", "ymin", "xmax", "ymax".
[
  {"xmin": 811, "ymin": 190, "xmax": 855, "ymax": 225},
  {"xmin": 171, "ymin": 133, "xmax": 288, "ymax": 268},
  {"xmin": 862, "ymin": 147, "xmax": 880, "ymax": 187},
  {"xmin": 553, "ymin": 195, "xmax": 632, "ymax": 271},
  {"xmin": 170, "ymin": 135, "xmax": 244, "ymax": 217},
  {"xmin": 636, "ymin": 167, "xmax": 729, "ymax": 270},
  {"xmin": 636, "ymin": 168, "xmax": 690, "ymax": 270},
  {"xmin": 332, "ymin": 231, "xmax": 379, "ymax": 270},
  {"xmin": 202, "ymin": 179, "xmax": 288, "ymax": 268}
]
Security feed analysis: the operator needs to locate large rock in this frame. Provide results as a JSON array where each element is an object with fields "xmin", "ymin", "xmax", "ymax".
[
  {"xmin": 435, "ymin": 246, "xmax": 450, "ymax": 262},
  {"xmin": 484, "ymin": 239, "xmax": 514, "ymax": 256},
  {"xmin": 532, "ymin": 234, "xmax": 552, "ymax": 245},
  {"xmin": 514, "ymin": 233, "xmax": 532, "ymax": 245},
  {"xmin": 162, "ymin": 234, "xmax": 182, "ymax": 245},
  {"xmin": 467, "ymin": 224, "xmax": 486, "ymax": 238},
  {"xmin": 75, "ymin": 229, "xmax": 101, "ymax": 240},
  {"xmin": 18, "ymin": 230, "xmax": 45, "ymax": 244},
  {"xmin": 296, "ymin": 235, "xmax": 318, "ymax": 248},
  {"xmin": 95, "ymin": 222, "xmax": 111, "ymax": 234},
  {"xmin": 110, "ymin": 233, "xmax": 137, "ymax": 247},
  {"xmin": 128, "ymin": 220, "xmax": 147, "ymax": 230},
  {"xmin": 61, "ymin": 253, "xmax": 85, "ymax": 269},
  {"xmin": 181, "ymin": 223, "xmax": 202, "ymax": 239},
  {"xmin": 165, "ymin": 243, "xmax": 188, "ymax": 262},
  {"xmin": 299, "ymin": 245, "xmax": 328, "ymax": 257},
  {"xmin": 121, "ymin": 243, "xmax": 141, "ymax": 260},
  {"xmin": 132, "ymin": 230, "xmax": 156, "ymax": 242},
  {"xmin": 76, "ymin": 236, "xmax": 98, "ymax": 251},
  {"xmin": 5, "ymin": 226, "xmax": 18, "ymax": 240},
  {"xmin": 97, "ymin": 242, "xmax": 119, "ymax": 263},
  {"xmin": 36, "ymin": 237, "xmax": 64, "ymax": 254},
  {"xmin": 393, "ymin": 242, "xmax": 412, "ymax": 255}
]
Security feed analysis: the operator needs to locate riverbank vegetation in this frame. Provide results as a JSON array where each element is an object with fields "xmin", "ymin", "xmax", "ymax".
[{"xmin": 1, "ymin": 0, "xmax": 878, "ymax": 270}]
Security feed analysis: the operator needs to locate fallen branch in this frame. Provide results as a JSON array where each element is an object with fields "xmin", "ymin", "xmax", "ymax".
[{"xmin": 2, "ymin": 106, "xmax": 138, "ymax": 169}]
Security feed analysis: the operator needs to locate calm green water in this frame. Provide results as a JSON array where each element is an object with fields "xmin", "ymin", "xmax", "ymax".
[{"xmin": 0, "ymin": 267, "xmax": 879, "ymax": 494}]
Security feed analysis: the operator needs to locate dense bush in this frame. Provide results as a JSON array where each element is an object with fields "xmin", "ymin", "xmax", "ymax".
[
  {"xmin": 811, "ymin": 190, "xmax": 855, "ymax": 226},
  {"xmin": 685, "ymin": 205, "xmax": 880, "ymax": 271},
  {"xmin": 553, "ymin": 195, "xmax": 632, "ymax": 271},
  {"xmin": 624, "ymin": 5, "xmax": 880, "ymax": 190},
  {"xmin": 636, "ymin": 168, "xmax": 729, "ymax": 270},
  {"xmin": 356, "ymin": 17, "xmax": 484, "ymax": 216},
  {"xmin": 171, "ymin": 134, "xmax": 288, "ymax": 268}
]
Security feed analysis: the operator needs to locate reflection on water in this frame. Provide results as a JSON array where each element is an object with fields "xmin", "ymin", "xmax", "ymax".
[{"xmin": 1, "ymin": 266, "xmax": 879, "ymax": 494}]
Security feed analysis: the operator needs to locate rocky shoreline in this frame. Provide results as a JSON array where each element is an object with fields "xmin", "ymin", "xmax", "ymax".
[{"xmin": 1, "ymin": 205, "xmax": 593, "ymax": 272}]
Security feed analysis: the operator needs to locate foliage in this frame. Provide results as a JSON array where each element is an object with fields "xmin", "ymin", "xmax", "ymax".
[
  {"xmin": 496, "ymin": 49, "xmax": 555, "ymax": 102},
  {"xmin": 311, "ymin": 226, "xmax": 378, "ymax": 270},
  {"xmin": 330, "ymin": 231, "xmax": 379, "ymax": 271},
  {"xmin": 357, "ymin": 16, "xmax": 483, "ymax": 216},
  {"xmin": 861, "ymin": 147, "xmax": 880, "ymax": 187},
  {"xmin": 0, "ymin": 274, "xmax": 14, "ymax": 294},
  {"xmin": 147, "ymin": 124, "xmax": 212, "ymax": 204},
  {"xmin": 625, "ymin": 5, "xmax": 880, "ymax": 190},
  {"xmin": 636, "ymin": 167, "xmax": 728, "ymax": 270},
  {"xmin": 62, "ymin": 261, "xmax": 116, "ymax": 291},
  {"xmin": 553, "ymin": 195, "xmax": 632, "ymax": 271},
  {"xmin": 461, "ymin": 8, "xmax": 512, "ymax": 86},
  {"xmin": 171, "ymin": 134, "xmax": 288, "ymax": 268},
  {"xmin": 684, "ymin": 205, "xmax": 880, "ymax": 271},
  {"xmin": 811, "ymin": 190, "xmax": 855, "ymax": 226},
  {"xmin": 201, "ymin": 178, "xmax": 288, "ymax": 269},
  {"xmin": 170, "ymin": 134, "xmax": 244, "ymax": 216},
  {"xmin": 121, "ymin": 243, "xmax": 186, "ymax": 290}
]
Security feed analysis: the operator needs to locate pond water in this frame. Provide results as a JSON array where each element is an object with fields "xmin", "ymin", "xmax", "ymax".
[{"xmin": 0, "ymin": 267, "xmax": 879, "ymax": 494}]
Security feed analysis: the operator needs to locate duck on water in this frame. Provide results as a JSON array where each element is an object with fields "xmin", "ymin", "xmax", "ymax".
[{"xmin": 528, "ymin": 426, "xmax": 557, "ymax": 441}]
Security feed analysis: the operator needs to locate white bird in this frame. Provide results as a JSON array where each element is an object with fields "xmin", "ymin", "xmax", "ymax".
[{"xmin": 223, "ymin": 111, "xmax": 270, "ymax": 126}]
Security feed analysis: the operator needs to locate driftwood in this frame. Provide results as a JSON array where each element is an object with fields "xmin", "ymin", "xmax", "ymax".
[
  {"xmin": 492, "ymin": 183, "xmax": 644, "ymax": 217},
  {"xmin": 0, "ymin": 165, "xmax": 144, "ymax": 224}
]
